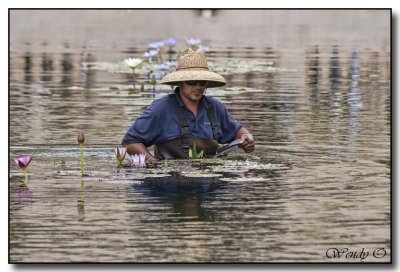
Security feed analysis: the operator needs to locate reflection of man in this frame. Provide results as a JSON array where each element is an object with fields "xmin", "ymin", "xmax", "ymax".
[
  {"xmin": 135, "ymin": 173, "xmax": 222, "ymax": 221},
  {"xmin": 122, "ymin": 48, "xmax": 255, "ymax": 160}
]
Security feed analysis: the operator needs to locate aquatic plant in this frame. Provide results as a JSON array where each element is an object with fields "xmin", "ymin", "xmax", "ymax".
[
  {"xmin": 124, "ymin": 57, "xmax": 143, "ymax": 70},
  {"xmin": 13, "ymin": 155, "xmax": 32, "ymax": 184},
  {"xmin": 198, "ymin": 45, "xmax": 210, "ymax": 52},
  {"xmin": 77, "ymin": 131, "xmax": 85, "ymax": 176},
  {"xmin": 186, "ymin": 38, "xmax": 202, "ymax": 49},
  {"xmin": 164, "ymin": 38, "xmax": 177, "ymax": 48},
  {"xmin": 188, "ymin": 142, "xmax": 204, "ymax": 159},
  {"xmin": 93, "ymin": 38, "xmax": 212, "ymax": 90},
  {"xmin": 123, "ymin": 57, "xmax": 143, "ymax": 90},
  {"xmin": 131, "ymin": 153, "xmax": 146, "ymax": 168},
  {"xmin": 143, "ymin": 49, "xmax": 159, "ymax": 62},
  {"xmin": 164, "ymin": 159, "xmax": 168, "ymax": 168},
  {"xmin": 114, "ymin": 146, "xmax": 127, "ymax": 166},
  {"xmin": 150, "ymin": 74, "xmax": 157, "ymax": 91},
  {"xmin": 148, "ymin": 41, "xmax": 165, "ymax": 50}
]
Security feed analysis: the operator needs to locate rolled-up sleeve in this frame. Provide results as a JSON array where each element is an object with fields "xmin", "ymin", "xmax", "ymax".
[
  {"xmin": 122, "ymin": 106, "xmax": 162, "ymax": 147},
  {"xmin": 215, "ymin": 101, "xmax": 242, "ymax": 144}
]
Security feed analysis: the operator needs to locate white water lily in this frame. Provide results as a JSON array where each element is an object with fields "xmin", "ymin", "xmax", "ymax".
[
  {"xmin": 186, "ymin": 38, "xmax": 202, "ymax": 46},
  {"xmin": 123, "ymin": 58, "xmax": 143, "ymax": 69}
]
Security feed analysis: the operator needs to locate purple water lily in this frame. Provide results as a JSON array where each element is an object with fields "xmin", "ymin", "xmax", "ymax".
[
  {"xmin": 198, "ymin": 45, "xmax": 210, "ymax": 52},
  {"xmin": 164, "ymin": 38, "xmax": 177, "ymax": 48},
  {"xmin": 143, "ymin": 49, "xmax": 159, "ymax": 62},
  {"xmin": 130, "ymin": 153, "xmax": 146, "ymax": 168},
  {"xmin": 13, "ymin": 155, "xmax": 32, "ymax": 170},
  {"xmin": 114, "ymin": 146, "xmax": 127, "ymax": 165},
  {"xmin": 149, "ymin": 41, "xmax": 165, "ymax": 50}
]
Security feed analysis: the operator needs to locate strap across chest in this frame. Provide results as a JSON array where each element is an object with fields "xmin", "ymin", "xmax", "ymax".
[{"xmin": 169, "ymin": 94, "xmax": 221, "ymax": 156}]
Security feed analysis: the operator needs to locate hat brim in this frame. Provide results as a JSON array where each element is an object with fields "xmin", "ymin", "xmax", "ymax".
[{"xmin": 160, "ymin": 70, "xmax": 226, "ymax": 88}]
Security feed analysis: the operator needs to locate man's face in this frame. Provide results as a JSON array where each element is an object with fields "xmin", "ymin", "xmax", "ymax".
[{"xmin": 180, "ymin": 81, "xmax": 208, "ymax": 102}]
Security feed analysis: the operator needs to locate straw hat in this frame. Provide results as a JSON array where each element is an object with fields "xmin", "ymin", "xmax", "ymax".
[{"xmin": 160, "ymin": 48, "xmax": 226, "ymax": 88}]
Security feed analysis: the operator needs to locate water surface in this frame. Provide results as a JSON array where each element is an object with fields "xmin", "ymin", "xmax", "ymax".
[{"xmin": 9, "ymin": 10, "xmax": 390, "ymax": 263}]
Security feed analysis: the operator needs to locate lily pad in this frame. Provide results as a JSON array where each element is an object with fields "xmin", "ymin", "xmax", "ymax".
[
  {"xmin": 180, "ymin": 171, "xmax": 223, "ymax": 178},
  {"xmin": 220, "ymin": 176, "xmax": 268, "ymax": 182},
  {"xmin": 88, "ymin": 59, "xmax": 295, "ymax": 75}
]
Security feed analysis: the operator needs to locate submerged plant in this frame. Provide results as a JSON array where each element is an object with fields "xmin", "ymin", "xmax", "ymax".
[
  {"xmin": 13, "ymin": 155, "xmax": 32, "ymax": 184},
  {"xmin": 114, "ymin": 146, "xmax": 127, "ymax": 166},
  {"xmin": 130, "ymin": 153, "xmax": 146, "ymax": 168},
  {"xmin": 188, "ymin": 142, "xmax": 204, "ymax": 159},
  {"xmin": 77, "ymin": 131, "xmax": 85, "ymax": 176}
]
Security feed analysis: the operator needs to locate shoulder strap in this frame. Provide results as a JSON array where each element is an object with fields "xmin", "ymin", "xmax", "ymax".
[
  {"xmin": 205, "ymin": 99, "xmax": 221, "ymax": 142},
  {"xmin": 170, "ymin": 94, "xmax": 190, "ymax": 157}
]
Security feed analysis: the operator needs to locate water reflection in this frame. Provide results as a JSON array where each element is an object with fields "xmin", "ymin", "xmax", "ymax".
[
  {"xmin": 13, "ymin": 184, "xmax": 33, "ymax": 206},
  {"xmin": 80, "ymin": 46, "xmax": 96, "ymax": 91},
  {"xmin": 329, "ymin": 46, "xmax": 341, "ymax": 86},
  {"xmin": 61, "ymin": 52, "xmax": 74, "ymax": 86},
  {"xmin": 305, "ymin": 45, "xmax": 320, "ymax": 114},
  {"xmin": 41, "ymin": 52, "xmax": 53, "ymax": 83},
  {"xmin": 132, "ymin": 172, "xmax": 226, "ymax": 222},
  {"xmin": 347, "ymin": 51, "xmax": 362, "ymax": 146},
  {"xmin": 77, "ymin": 179, "xmax": 85, "ymax": 222},
  {"xmin": 24, "ymin": 52, "xmax": 33, "ymax": 83},
  {"xmin": 10, "ymin": 174, "xmax": 33, "ymax": 207},
  {"xmin": 9, "ymin": 37, "xmax": 391, "ymax": 262}
]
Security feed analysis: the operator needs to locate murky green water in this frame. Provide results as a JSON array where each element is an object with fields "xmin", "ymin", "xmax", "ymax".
[{"xmin": 9, "ymin": 10, "xmax": 390, "ymax": 263}]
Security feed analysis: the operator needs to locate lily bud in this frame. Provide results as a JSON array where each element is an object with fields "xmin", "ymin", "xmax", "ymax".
[
  {"xmin": 77, "ymin": 131, "xmax": 85, "ymax": 144},
  {"xmin": 114, "ymin": 146, "xmax": 127, "ymax": 163}
]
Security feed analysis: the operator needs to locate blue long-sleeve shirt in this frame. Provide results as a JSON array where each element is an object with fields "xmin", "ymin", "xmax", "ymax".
[{"xmin": 122, "ymin": 88, "xmax": 242, "ymax": 147}]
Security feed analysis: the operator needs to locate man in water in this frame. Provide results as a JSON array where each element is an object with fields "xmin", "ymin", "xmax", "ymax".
[{"xmin": 122, "ymin": 48, "xmax": 255, "ymax": 160}]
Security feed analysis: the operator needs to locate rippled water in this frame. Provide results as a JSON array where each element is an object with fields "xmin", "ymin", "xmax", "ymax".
[{"xmin": 9, "ymin": 10, "xmax": 390, "ymax": 263}]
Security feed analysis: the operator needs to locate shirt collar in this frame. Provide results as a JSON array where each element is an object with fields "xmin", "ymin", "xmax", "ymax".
[{"xmin": 173, "ymin": 87, "xmax": 209, "ymax": 110}]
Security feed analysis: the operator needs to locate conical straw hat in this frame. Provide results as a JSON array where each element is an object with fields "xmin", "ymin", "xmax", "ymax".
[{"xmin": 160, "ymin": 48, "xmax": 226, "ymax": 88}]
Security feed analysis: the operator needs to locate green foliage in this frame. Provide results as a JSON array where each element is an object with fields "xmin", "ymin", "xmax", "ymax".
[{"xmin": 188, "ymin": 142, "xmax": 204, "ymax": 159}]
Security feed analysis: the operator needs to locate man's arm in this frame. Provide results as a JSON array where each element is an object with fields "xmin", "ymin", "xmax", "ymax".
[
  {"xmin": 123, "ymin": 143, "xmax": 159, "ymax": 161},
  {"xmin": 235, "ymin": 127, "xmax": 255, "ymax": 153}
]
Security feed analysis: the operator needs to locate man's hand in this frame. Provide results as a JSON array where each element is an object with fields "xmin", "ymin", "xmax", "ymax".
[
  {"xmin": 124, "ymin": 143, "xmax": 160, "ymax": 161},
  {"xmin": 239, "ymin": 133, "xmax": 255, "ymax": 153}
]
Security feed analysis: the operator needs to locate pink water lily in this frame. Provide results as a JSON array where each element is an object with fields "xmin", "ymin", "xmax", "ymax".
[
  {"xmin": 13, "ymin": 155, "xmax": 32, "ymax": 169},
  {"xmin": 114, "ymin": 146, "xmax": 127, "ymax": 164},
  {"xmin": 13, "ymin": 155, "xmax": 32, "ymax": 183},
  {"xmin": 130, "ymin": 153, "xmax": 146, "ymax": 168}
]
